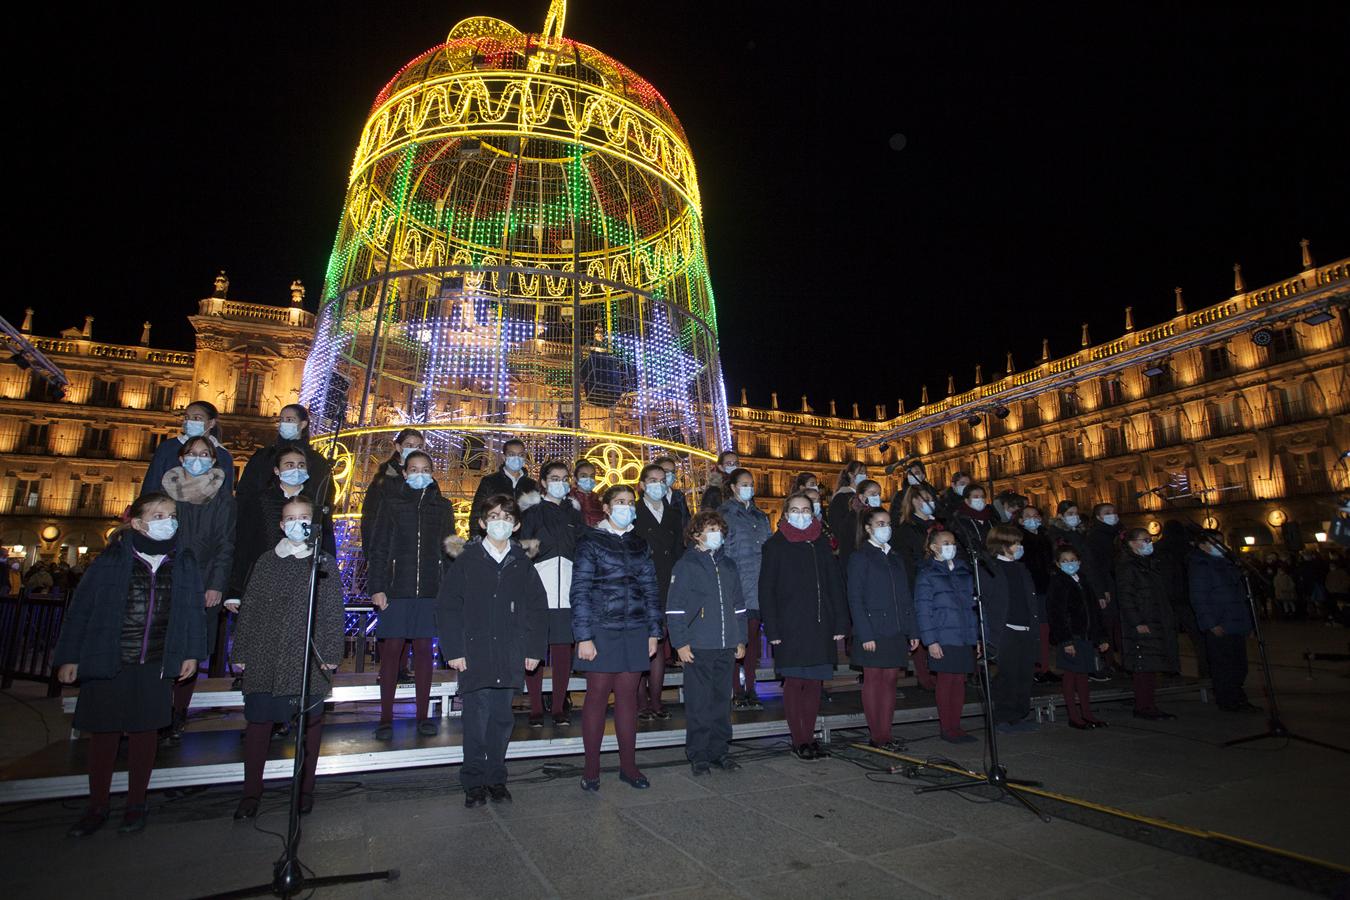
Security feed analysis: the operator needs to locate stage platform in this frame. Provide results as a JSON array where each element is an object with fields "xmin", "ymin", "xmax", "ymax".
[{"xmin": 0, "ymin": 675, "xmax": 1208, "ymax": 803}]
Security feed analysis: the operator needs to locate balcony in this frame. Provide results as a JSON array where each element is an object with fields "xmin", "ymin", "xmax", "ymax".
[
  {"xmin": 1266, "ymin": 399, "xmax": 1328, "ymax": 427},
  {"xmin": 1205, "ymin": 414, "xmax": 1248, "ymax": 438},
  {"xmin": 1151, "ymin": 427, "xmax": 1185, "ymax": 449}
]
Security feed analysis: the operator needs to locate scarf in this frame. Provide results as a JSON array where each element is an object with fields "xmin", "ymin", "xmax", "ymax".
[
  {"xmin": 961, "ymin": 503, "xmax": 991, "ymax": 523},
  {"xmin": 130, "ymin": 530, "xmax": 176, "ymax": 556},
  {"xmin": 779, "ymin": 517, "xmax": 823, "ymax": 543},
  {"xmin": 162, "ymin": 466, "xmax": 225, "ymax": 505}
]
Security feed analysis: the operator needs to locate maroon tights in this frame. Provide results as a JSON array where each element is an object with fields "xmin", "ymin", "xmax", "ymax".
[
  {"xmin": 640, "ymin": 641, "xmax": 667, "ymax": 713},
  {"xmin": 1061, "ymin": 672, "xmax": 1095, "ymax": 724},
  {"xmin": 525, "ymin": 643, "xmax": 574, "ymax": 717},
  {"xmin": 910, "ymin": 645, "xmax": 936, "ymax": 690},
  {"xmin": 782, "ymin": 677, "xmax": 822, "ymax": 746},
  {"xmin": 379, "ymin": 638, "xmax": 433, "ymax": 723},
  {"xmin": 242, "ymin": 714, "xmax": 324, "ymax": 800},
  {"xmin": 1036, "ymin": 623, "xmax": 1052, "ymax": 673},
  {"xmin": 935, "ymin": 672, "xmax": 969, "ymax": 738},
  {"xmin": 1132, "ymin": 671, "xmax": 1157, "ymax": 712},
  {"xmin": 87, "ymin": 731, "xmax": 157, "ymax": 811},
  {"xmin": 862, "ymin": 667, "xmax": 899, "ymax": 743},
  {"xmin": 581, "ymin": 671, "xmax": 642, "ymax": 780}
]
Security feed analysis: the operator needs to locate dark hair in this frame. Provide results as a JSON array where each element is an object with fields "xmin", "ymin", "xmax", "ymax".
[
  {"xmin": 686, "ymin": 509, "xmax": 727, "ymax": 545},
  {"xmin": 275, "ymin": 446, "xmax": 308, "ymax": 467},
  {"xmin": 503, "ymin": 438, "xmax": 526, "ymax": 453},
  {"xmin": 951, "ymin": 470, "xmax": 970, "ymax": 485},
  {"xmin": 640, "ymin": 463, "xmax": 666, "ymax": 482},
  {"xmin": 1092, "ymin": 502, "xmax": 1116, "ymax": 519},
  {"xmin": 924, "ymin": 528, "xmax": 956, "ymax": 559},
  {"xmin": 540, "ymin": 460, "xmax": 569, "ymax": 480},
  {"xmin": 856, "ymin": 506, "xmax": 890, "ymax": 546},
  {"xmin": 177, "ymin": 435, "xmax": 214, "ymax": 460},
  {"xmin": 727, "ymin": 467, "xmax": 753, "ymax": 488},
  {"xmin": 1124, "ymin": 526, "xmax": 1151, "ymax": 543},
  {"xmin": 393, "ymin": 427, "xmax": 424, "ymax": 446},
  {"xmin": 965, "ymin": 482, "xmax": 987, "ymax": 499},
  {"xmin": 282, "ymin": 494, "xmax": 315, "ymax": 517},
  {"xmin": 1055, "ymin": 544, "xmax": 1080, "ymax": 561},
  {"xmin": 403, "ymin": 450, "xmax": 433, "ymax": 469},
  {"xmin": 477, "ymin": 493, "xmax": 519, "ymax": 523},
  {"xmin": 1056, "ymin": 499, "xmax": 1078, "ymax": 516},
  {"xmin": 1019, "ymin": 505, "xmax": 1041, "ymax": 519},
  {"xmin": 574, "ymin": 458, "xmax": 597, "ymax": 476},
  {"xmin": 653, "ymin": 455, "xmax": 676, "ymax": 468},
  {"xmin": 129, "ymin": 491, "xmax": 175, "ymax": 521},
  {"xmin": 900, "ymin": 482, "xmax": 935, "ymax": 513},
  {"xmin": 185, "ymin": 400, "xmax": 223, "ymax": 440},
  {"xmin": 280, "ymin": 403, "xmax": 311, "ymax": 440},
  {"xmin": 857, "ymin": 479, "xmax": 881, "ymax": 499},
  {"xmin": 601, "ymin": 483, "xmax": 635, "ymax": 506},
  {"xmin": 716, "ymin": 449, "xmax": 738, "ymax": 465},
  {"xmin": 987, "ymin": 524, "xmax": 1024, "ymax": 556},
  {"xmin": 835, "ymin": 460, "xmax": 866, "ymax": 491},
  {"xmin": 781, "ymin": 490, "xmax": 814, "ymax": 515},
  {"xmin": 995, "ymin": 490, "xmax": 1027, "ymax": 508},
  {"xmin": 792, "ymin": 472, "xmax": 819, "ymax": 491}
]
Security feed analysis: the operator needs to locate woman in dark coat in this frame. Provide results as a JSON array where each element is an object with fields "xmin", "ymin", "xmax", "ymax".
[
  {"xmin": 360, "ymin": 427, "xmax": 425, "ymax": 550},
  {"xmin": 826, "ymin": 461, "xmax": 869, "ymax": 561},
  {"xmin": 231, "ymin": 495, "xmax": 345, "ymax": 820},
  {"xmin": 914, "ymin": 529, "xmax": 979, "ymax": 743},
  {"xmin": 634, "ymin": 463, "xmax": 685, "ymax": 719},
  {"xmin": 140, "ymin": 400, "xmax": 235, "ymax": 496},
  {"xmin": 519, "ymin": 461, "xmax": 585, "ymax": 726},
  {"xmin": 981, "ymin": 526, "xmax": 1041, "ymax": 732},
  {"xmin": 366, "ymin": 450, "xmax": 455, "ymax": 739},
  {"xmin": 438, "ymin": 494, "xmax": 548, "ymax": 807},
  {"xmin": 1047, "ymin": 547, "xmax": 1110, "ymax": 729},
  {"xmin": 1115, "ymin": 528, "xmax": 1180, "ymax": 719},
  {"xmin": 759, "ymin": 491, "xmax": 848, "ymax": 761},
  {"xmin": 950, "ymin": 484, "xmax": 993, "ymax": 555},
  {"xmin": 54, "ymin": 492, "xmax": 207, "ymax": 837},
  {"xmin": 161, "ymin": 436, "xmax": 236, "ymax": 740},
  {"xmin": 571, "ymin": 484, "xmax": 662, "ymax": 791},
  {"xmin": 846, "ymin": 507, "xmax": 918, "ymax": 751}
]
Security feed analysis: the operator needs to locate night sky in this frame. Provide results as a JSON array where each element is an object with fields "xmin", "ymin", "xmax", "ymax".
[{"xmin": 13, "ymin": 2, "xmax": 1349, "ymax": 415}]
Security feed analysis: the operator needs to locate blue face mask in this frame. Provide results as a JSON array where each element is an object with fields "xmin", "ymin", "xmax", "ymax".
[
  {"xmin": 278, "ymin": 468, "xmax": 309, "ymax": 486},
  {"xmin": 182, "ymin": 457, "xmax": 213, "ymax": 477},
  {"xmin": 1136, "ymin": 542, "xmax": 1154, "ymax": 557},
  {"xmin": 786, "ymin": 512, "xmax": 813, "ymax": 530},
  {"xmin": 283, "ymin": 520, "xmax": 310, "ymax": 543},
  {"xmin": 1011, "ymin": 544, "xmax": 1025, "ymax": 561},
  {"xmin": 146, "ymin": 518, "xmax": 178, "ymax": 541},
  {"xmin": 278, "ymin": 421, "xmax": 301, "ymax": 441},
  {"xmin": 504, "ymin": 455, "xmax": 525, "ymax": 473},
  {"xmin": 577, "ymin": 477, "xmax": 596, "ymax": 492},
  {"xmin": 866, "ymin": 494, "xmax": 881, "ymax": 508},
  {"xmin": 406, "ymin": 472, "xmax": 433, "ymax": 490},
  {"xmin": 663, "ymin": 471, "xmax": 676, "ymax": 487},
  {"xmin": 703, "ymin": 530, "xmax": 724, "ymax": 551},
  {"xmin": 546, "ymin": 480, "xmax": 570, "ymax": 500},
  {"xmin": 1059, "ymin": 561, "xmax": 1081, "ymax": 575},
  {"xmin": 609, "ymin": 505, "xmax": 635, "ymax": 528},
  {"xmin": 853, "ymin": 472, "xmax": 867, "ymax": 486},
  {"xmin": 737, "ymin": 485, "xmax": 754, "ymax": 502},
  {"xmin": 871, "ymin": 525, "xmax": 893, "ymax": 545},
  {"xmin": 645, "ymin": 482, "xmax": 667, "ymax": 501},
  {"xmin": 183, "ymin": 419, "xmax": 206, "ymax": 438},
  {"xmin": 400, "ymin": 445, "xmax": 419, "ymax": 460},
  {"xmin": 1022, "ymin": 518, "xmax": 1042, "ymax": 532}
]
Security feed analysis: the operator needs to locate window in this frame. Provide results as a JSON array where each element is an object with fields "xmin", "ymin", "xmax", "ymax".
[
  {"xmin": 1061, "ymin": 433, "xmax": 1086, "ymax": 463},
  {"xmin": 1100, "ymin": 378, "xmax": 1125, "ymax": 407},
  {"xmin": 1021, "ymin": 401, "xmax": 1041, "ymax": 428},
  {"xmin": 26, "ymin": 375, "xmax": 58, "ymax": 401},
  {"xmin": 1145, "ymin": 367, "xmax": 1174, "ymax": 395},
  {"xmin": 10, "ymin": 478, "xmax": 40, "ymax": 512},
  {"xmin": 90, "ymin": 378, "xmax": 121, "ymax": 407},
  {"xmin": 83, "ymin": 426, "xmax": 112, "ymax": 456},
  {"xmin": 77, "ymin": 481, "xmax": 105, "ymax": 511},
  {"xmin": 1266, "ymin": 328, "xmax": 1298, "ymax": 359},
  {"xmin": 150, "ymin": 384, "xmax": 175, "ymax": 410},
  {"xmin": 1206, "ymin": 401, "xmax": 1244, "ymax": 437},
  {"xmin": 1022, "ymin": 444, "xmax": 1040, "ymax": 472},
  {"xmin": 22, "ymin": 423, "xmax": 49, "ymax": 452},
  {"xmin": 1152, "ymin": 412, "xmax": 1183, "ymax": 447},
  {"xmin": 1205, "ymin": 346, "xmax": 1232, "ymax": 378},
  {"xmin": 1060, "ymin": 391, "xmax": 1080, "ymax": 418},
  {"xmin": 235, "ymin": 369, "xmax": 264, "ymax": 414},
  {"xmin": 1102, "ymin": 424, "xmax": 1127, "ymax": 457}
]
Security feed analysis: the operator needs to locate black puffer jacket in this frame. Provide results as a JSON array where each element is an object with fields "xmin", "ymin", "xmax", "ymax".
[
  {"xmin": 53, "ymin": 535, "xmax": 207, "ymax": 681},
  {"xmin": 360, "ymin": 456, "xmax": 405, "ymax": 549},
  {"xmin": 365, "ymin": 481, "xmax": 455, "ymax": 599},
  {"xmin": 436, "ymin": 541, "xmax": 548, "ymax": 692},
  {"xmin": 758, "ymin": 531, "xmax": 848, "ymax": 668},
  {"xmin": 120, "ymin": 554, "xmax": 176, "ymax": 664},
  {"xmin": 1047, "ymin": 569, "xmax": 1106, "ymax": 645},
  {"xmin": 569, "ymin": 527, "xmax": 662, "ymax": 641},
  {"xmin": 894, "ymin": 514, "xmax": 940, "ymax": 590},
  {"xmin": 845, "ymin": 543, "xmax": 917, "ymax": 644},
  {"xmin": 1115, "ymin": 552, "xmax": 1179, "ymax": 673}
]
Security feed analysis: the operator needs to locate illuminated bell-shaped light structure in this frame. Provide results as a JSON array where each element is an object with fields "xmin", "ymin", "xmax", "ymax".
[{"xmin": 300, "ymin": 1, "xmax": 732, "ymax": 535}]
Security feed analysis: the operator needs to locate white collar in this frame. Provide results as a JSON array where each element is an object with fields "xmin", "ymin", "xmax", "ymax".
[
  {"xmin": 484, "ymin": 539, "xmax": 511, "ymax": 563},
  {"xmin": 869, "ymin": 538, "xmax": 890, "ymax": 553},
  {"xmin": 598, "ymin": 519, "xmax": 633, "ymax": 535},
  {"xmin": 135, "ymin": 551, "xmax": 167, "ymax": 572},
  {"xmin": 275, "ymin": 538, "xmax": 313, "ymax": 559}
]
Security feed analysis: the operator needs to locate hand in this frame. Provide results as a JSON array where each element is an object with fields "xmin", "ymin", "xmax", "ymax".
[
  {"xmin": 735, "ymin": 643, "xmax": 746, "ymax": 660},
  {"xmin": 448, "ymin": 657, "xmax": 468, "ymax": 672},
  {"xmin": 525, "ymin": 658, "xmax": 540, "ymax": 672},
  {"xmin": 976, "ymin": 642, "xmax": 984, "ymax": 660},
  {"xmin": 577, "ymin": 640, "xmax": 597, "ymax": 661},
  {"xmin": 235, "ymin": 663, "xmax": 246, "ymax": 671},
  {"xmin": 832, "ymin": 634, "xmax": 845, "ymax": 642},
  {"xmin": 862, "ymin": 640, "xmax": 877, "ymax": 652},
  {"xmin": 57, "ymin": 663, "xmax": 78, "ymax": 684},
  {"xmin": 677, "ymin": 645, "xmax": 695, "ymax": 664},
  {"xmin": 927, "ymin": 643, "xmax": 944, "ymax": 660},
  {"xmin": 1063, "ymin": 643, "xmax": 1078, "ymax": 658},
  {"xmin": 648, "ymin": 637, "xmax": 659, "ymax": 658},
  {"xmin": 1211, "ymin": 625, "xmax": 1225, "ymax": 637},
  {"xmin": 178, "ymin": 659, "xmax": 198, "ymax": 681},
  {"xmin": 224, "ymin": 598, "xmax": 241, "ymax": 612},
  {"xmin": 204, "ymin": 589, "xmax": 223, "ymax": 608},
  {"xmin": 769, "ymin": 639, "xmax": 782, "ymax": 646},
  {"xmin": 322, "ymin": 663, "xmax": 338, "ymax": 671},
  {"xmin": 1136, "ymin": 624, "xmax": 1151, "ymax": 634},
  {"xmin": 908, "ymin": 639, "xmax": 920, "ymax": 651},
  {"xmin": 371, "ymin": 592, "xmax": 389, "ymax": 610},
  {"xmin": 1098, "ymin": 598, "xmax": 1109, "ymax": 609},
  {"xmin": 1097, "ymin": 643, "xmax": 1110, "ymax": 653}
]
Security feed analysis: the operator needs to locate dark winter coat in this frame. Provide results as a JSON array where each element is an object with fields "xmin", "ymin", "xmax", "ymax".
[
  {"xmin": 141, "ymin": 434, "xmax": 235, "ymax": 497},
  {"xmin": 758, "ymin": 531, "xmax": 848, "ymax": 669},
  {"xmin": 233, "ymin": 549, "xmax": 345, "ymax": 698},
  {"xmin": 519, "ymin": 495, "xmax": 585, "ymax": 606},
  {"xmin": 1154, "ymin": 531, "xmax": 1192, "ymax": 617},
  {"xmin": 236, "ymin": 439, "xmax": 334, "ymax": 513},
  {"xmin": 1047, "ymin": 569, "xmax": 1106, "ymax": 645},
  {"xmin": 700, "ymin": 481, "xmax": 729, "ymax": 515},
  {"xmin": 360, "ymin": 456, "xmax": 405, "ymax": 549},
  {"xmin": 914, "ymin": 557, "xmax": 979, "ymax": 649},
  {"xmin": 827, "ymin": 491, "xmax": 860, "ymax": 567},
  {"xmin": 936, "ymin": 487, "xmax": 966, "ymax": 524},
  {"xmin": 981, "ymin": 557, "xmax": 1041, "ymax": 650},
  {"xmin": 1085, "ymin": 521, "xmax": 1121, "ymax": 599},
  {"xmin": 1115, "ymin": 552, "xmax": 1180, "ymax": 673},
  {"xmin": 162, "ymin": 467, "xmax": 236, "ymax": 594},
  {"xmin": 569, "ymin": 527, "xmax": 662, "ymax": 640},
  {"xmin": 1046, "ymin": 519, "xmax": 1105, "ymax": 599},
  {"xmin": 1187, "ymin": 550, "xmax": 1253, "ymax": 636},
  {"xmin": 436, "ymin": 541, "xmax": 548, "ymax": 692},
  {"xmin": 718, "ymin": 498, "xmax": 771, "ymax": 612},
  {"xmin": 228, "ymin": 483, "xmax": 335, "ymax": 598},
  {"xmin": 950, "ymin": 508, "xmax": 992, "ymax": 556},
  {"xmin": 53, "ymin": 536, "xmax": 207, "ymax": 681},
  {"xmin": 665, "ymin": 548, "xmax": 748, "ymax": 651},
  {"xmin": 634, "ymin": 497, "xmax": 685, "ymax": 607},
  {"xmin": 1018, "ymin": 527, "xmax": 1055, "ymax": 595},
  {"xmin": 846, "ymin": 542, "xmax": 917, "ymax": 645},
  {"xmin": 470, "ymin": 467, "xmax": 540, "ymax": 536},
  {"xmin": 894, "ymin": 514, "xmax": 939, "ymax": 590},
  {"xmin": 366, "ymin": 481, "xmax": 455, "ymax": 599},
  {"xmin": 668, "ymin": 486, "xmax": 691, "ymax": 536}
]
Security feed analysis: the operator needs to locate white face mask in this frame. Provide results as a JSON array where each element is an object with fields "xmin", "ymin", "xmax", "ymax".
[
  {"xmin": 486, "ymin": 520, "xmax": 515, "ymax": 542},
  {"xmin": 504, "ymin": 455, "xmax": 525, "ymax": 473},
  {"xmin": 278, "ymin": 421, "xmax": 301, "ymax": 441},
  {"xmin": 1011, "ymin": 544, "xmax": 1025, "ymax": 561},
  {"xmin": 865, "ymin": 494, "xmax": 881, "ymax": 508},
  {"xmin": 954, "ymin": 483, "xmax": 967, "ymax": 496},
  {"xmin": 145, "ymin": 518, "xmax": 178, "ymax": 541},
  {"xmin": 182, "ymin": 456, "xmax": 213, "ymax": 477},
  {"xmin": 737, "ymin": 485, "xmax": 754, "ymax": 502},
  {"xmin": 546, "ymin": 481, "xmax": 570, "ymax": 500},
  {"xmin": 871, "ymin": 525, "xmax": 893, "ymax": 545},
  {"xmin": 938, "ymin": 544, "xmax": 958, "ymax": 561},
  {"xmin": 645, "ymin": 482, "xmax": 667, "ymax": 501},
  {"xmin": 786, "ymin": 512, "xmax": 813, "ymax": 530},
  {"xmin": 853, "ymin": 472, "xmax": 867, "ymax": 486},
  {"xmin": 283, "ymin": 519, "xmax": 310, "ymax": 543},
  {"xmin": 907, "ymin": 473, "xmax": 921, "ymax": 485},
  {"xmin": 968, "ymin": 498, "xmax": 987, "ymax": 511},
  {"xmin": 703, "ymin": 531, "xmax": 724, "ymax": 551},
  {"xmin": 400, "ymin": 445, "xmax": 419, "ymax": 460},
  {"xmin": 1063, "ymin": 514, "xmax": 1081, "ymax": 528},
  {"xmin": 663, "ymin": 471, "xmax": 676, "ymax": 487},
  {"xmin": 812, "ymin": 501, "xmax": 822, "ymax": 517},
  {"xmin": 918, "ymin": 500, "xmax": 935, "ymax": 516},
  {"xmin": 609, "ymin": 505, "xmax": 635, "ymax": 528},
  {"xmin": 278, "ymin": 468, "xmax": 309, "ymax": 486},
  {"xmin": 1022, "ymin": 518, "xmax": 1041, "ymax": 532},
  {"xmin": 722, "ymin": 463, "xmax": 738, "ymax": 474},
  {"xmin": 183, "ymin": 419, "xmax": 206, "ymax": 438},
  {"xmin": 1101, "ymin": 513, "xmax": 1120, "ymax": 526}
]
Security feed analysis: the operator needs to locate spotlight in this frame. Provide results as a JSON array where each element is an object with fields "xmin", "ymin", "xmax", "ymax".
[
  {"xmin": 1143, "ymin": 362, "xmax": 1166, "ymax": 377},
  {"xmin": 966, "ymin": 415, "xmax": 982, "ymax": 427},
  {"xmin": 994, "ymin": 406, "xmax": 1010, "ymax": 419},
  {"xmin": 1243, "ymin": 535, "xmax": 1256, "ymax": 546},
  {"xmin": 878, "ymin": 442, "xmax": 891, "ymax": 454},
  {"xmin": 1304, "ymin": 310, "xmax": 1334, "ymax": 326}
]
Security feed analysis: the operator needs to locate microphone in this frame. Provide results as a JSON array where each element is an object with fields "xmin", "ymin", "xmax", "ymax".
[{"xmin": 301, "ymin": 522, "xmax": 312, "ymax": 537}]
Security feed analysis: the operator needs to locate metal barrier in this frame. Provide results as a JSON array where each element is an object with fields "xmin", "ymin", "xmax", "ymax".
[{"xmin": 1, "ymin": 590, "xmax": 68, "ymax": 695}]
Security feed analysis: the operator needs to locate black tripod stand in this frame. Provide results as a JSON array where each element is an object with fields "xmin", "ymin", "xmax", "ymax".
[{"xmin": 912, "ymin": 547, "xmax": 1050, "ymax": 821}]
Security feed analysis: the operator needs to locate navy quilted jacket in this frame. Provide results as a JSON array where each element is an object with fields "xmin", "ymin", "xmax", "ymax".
[
  {"xmin": 914, "ymin": 557, "xmax": 979, "ymax": 648},
  {"xmin": 569, "ymin": 527, "xmax": 662, "ymax": 641}
]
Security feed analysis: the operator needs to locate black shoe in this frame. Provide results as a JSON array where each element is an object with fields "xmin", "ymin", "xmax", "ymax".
[
  {"xmin": 868, "ymin": 740, "xmax": 905, "ymax": 753},
  {"xmin": 711, "ymin": 755, "xmax": 741, "ymax": 771},
  {"xmin": 464, "ymin": 787, "xmax": 487, "ymax": 808},
  {"xmin": 579, "ymin": 777, "xmax": 600, "ymax": 793},
  {"xmin": 618, "ymin": 771, "xmax": 650, "ymax": 789},
  {"xmin": 487, "ymin": 784, "xmax": 512, "ymax": 804},
  {"xmin": 528, "ymin": 716, "xmax": 543, "ymax": 728},
  {"xmin": 743, "ymin": 693, "xmax": 764, "ymax": 711},
  {"xmin": 118, "ymin": 804, "xmax": 148, "ymax": 834},
  {"xmin": 374, "ymin": 723, "xmax": 393, "ymax": 741},
  {"xmin": 299, "ymin": 794, "xmax": 314, "ymax": 816},
  {"xmin": 170, "ymin": 709, "xmax": 188, "ymax": 742},
  {"xmin": 792, "ymin": 744, "xmax": 816, "ymax": 761},
  {"xmin": 1085, "ymin": 718, "xmax": 1109, "ymax": 729},
  {"xmin": 1153, "ymin": 710, "xmax": 1177, "ymax": 720},
  {"xmin": 637, "ymin": 710, "xmax": 657, "ymax": 722},
  {"xmin": 1067, "ymin": 720, "xmax": 1092, "ymax": 731},
  {"xmin": 1088, "ymin": 672, "xmax": 1111, "ymax": 683},
  {"xmin": 809, "ymin": 741, "xmax": 831, "ymax": 759},
  {"xmin": 653, "ymin": 708, "xmax": 673, "ymax": 721},
  {"xmin": 418, "ymin": 719, "xmax": 440, "ymax": 737},
  {"xmin": 691, "ymin": 761, "xmax": 711, "ymax": 776},
  {"xmin": 272, "ymin": 723, "xmax": 290, "ymax": 741},
  {"xmin": 233, "ymin": 797, "xmax": 260, "ymax": 820},
  {"xmin": 552, "ymin": 713, "xmax": 570, "ymax": 726},
  {"xmin": 1042, "ymin": 671, "xmax": 1063, "ymax": 683},
  {"xmin": 67, "ymin": 808, "xmax": 108, "ymax": 838}
]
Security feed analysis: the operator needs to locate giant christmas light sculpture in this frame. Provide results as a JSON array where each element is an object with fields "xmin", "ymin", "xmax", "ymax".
[{"xmin": 301, "ymin": 1, "xmax": 732, "ymax": 561}]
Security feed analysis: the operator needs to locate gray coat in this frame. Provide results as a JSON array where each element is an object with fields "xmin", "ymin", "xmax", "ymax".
[
  {"xmin": 718, "ymin": 498, "xmax": 771, "ymax": 612},
  {"xmin": 234, "ymin": 550, "xmax": 346, "ymax": 698},
  {"xmin": 162, "ymin": 467, "xmax": 236, "ymax": 594}
]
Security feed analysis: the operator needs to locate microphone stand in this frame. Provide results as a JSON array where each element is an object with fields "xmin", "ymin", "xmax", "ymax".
[
  {"xmin": 214, "ymin": 397, "xmax": 398, "ymax": 898},
  {"xmin": 911, "ymin": 547, "xmax": 1050, "ymax": 821}
]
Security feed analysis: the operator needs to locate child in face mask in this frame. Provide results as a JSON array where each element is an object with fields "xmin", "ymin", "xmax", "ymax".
[
  {"xmin": 718, "ymin": 469, "xmax": 771, "ymax": 709},
  {"xmin": 359, "ymin": 427, "xmax": 424, "ymax": 551},
  {"xmin": 232, "ymin": 496, "xmax": 345, "ymax": 820},
  {"xmin": 1047, "ymin": 549, "xmax": 1110, "ymax": 729},
  {"xmin": 913, "ymin": 530, "xmax": 979, "ymax": 743},
  {"xmin": 55, "ymin": 493, "xmax": 207, "ymax": 837},
  {"xmin": 1115, "ymin": 528, "xmax": 1179, "ymax": 720},
  {"xmin": 438, "ymin": 495, "xmax": 548, "ymax": 807},
  {"xmin": 365, "ymin": 451, "xmax": 455, "ymax": 739}
]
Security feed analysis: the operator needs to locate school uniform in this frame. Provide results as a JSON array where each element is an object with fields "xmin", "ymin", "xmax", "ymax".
[
  {"xmin": 634, "ymin": 495, "xmax": 685, "ymax": 715},
  {"xmin": 469, "ymin": 466, "xmax": 540, "ymax": 537},
  {"xmin": 1047, "ymin": 568, "xmax": 1107, "ymax": 726},
  {"xmin": 982, "ymin": 557, "xmax": 1041, "ymax": 727},
  {"xmin": 1115, "ymin": 551, "xmax": 1180, "ymax": 716},
  {"xmin": 719, "ymin": 497, "xmax": 771, "ymax": 703},
  {"xmin": 519, "ymin": 495, "xmax": 585, "ymax": 721},
  {"xmin": 914, "ymin": 556, "xmax": 978, "ymax": 739},
  {"xmin": 846, "ymin": 541, "xmax": 917, "ymax": 745},
  {"xmin": 1187, "ymin": 550, "xmax": 1254, "ymax": 710}
]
